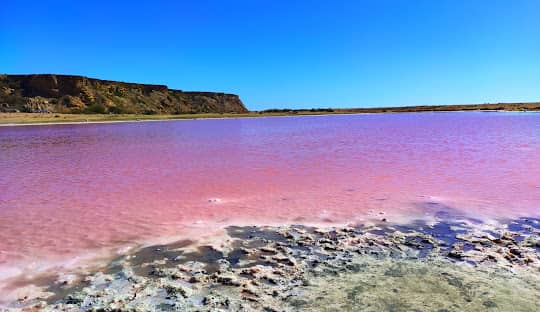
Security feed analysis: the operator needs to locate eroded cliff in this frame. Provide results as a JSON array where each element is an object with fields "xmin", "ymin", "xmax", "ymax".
[{"xmin": 0, "ymin": 74, "xmax": 248, "ymax": 114}]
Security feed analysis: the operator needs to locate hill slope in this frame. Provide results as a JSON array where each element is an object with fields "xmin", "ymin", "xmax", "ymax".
[{"xmin": 0, "ymin": 74, "xmax": 248, "ymax": 114}]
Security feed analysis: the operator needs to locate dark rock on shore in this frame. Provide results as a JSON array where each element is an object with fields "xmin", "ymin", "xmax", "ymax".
[{"xmin": 9, "ymin": 217, "xmax": 540, "ymax": 311}]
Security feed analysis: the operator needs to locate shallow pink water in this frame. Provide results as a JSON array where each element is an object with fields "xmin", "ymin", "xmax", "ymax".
[{"xmin": 1, "ymin": 113, "xmax": 540, "ymax": 287}]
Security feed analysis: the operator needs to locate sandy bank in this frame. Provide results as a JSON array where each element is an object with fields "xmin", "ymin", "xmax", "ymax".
[{"xmin": 1, "ymin": 108, "xmax": 539, "ymax": 127}]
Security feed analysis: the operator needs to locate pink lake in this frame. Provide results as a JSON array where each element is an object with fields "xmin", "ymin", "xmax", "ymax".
[{"xmin": 1, "ymin": 112, "xmax": 540, "ymax": 296}]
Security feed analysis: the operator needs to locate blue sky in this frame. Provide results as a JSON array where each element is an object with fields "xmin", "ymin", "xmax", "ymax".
[{"xmin": 1, "ymin": 1, "xmax": 539, "ymax": 110}]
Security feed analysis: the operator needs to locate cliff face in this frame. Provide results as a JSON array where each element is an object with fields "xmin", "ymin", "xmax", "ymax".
[{"xmin": 0, "ymin": 74, "xmax": 248, "ymax": 114}]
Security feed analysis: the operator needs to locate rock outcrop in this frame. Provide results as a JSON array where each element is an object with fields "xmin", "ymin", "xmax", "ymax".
[{"xmin": 0, "ymin": 74, "xmax": 248, "ymax": 114}]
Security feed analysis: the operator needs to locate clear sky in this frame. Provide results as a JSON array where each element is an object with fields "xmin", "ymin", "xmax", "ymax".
[{"xmin": 1, "ymin": 1, "xmax": 539, "ymax": 110}]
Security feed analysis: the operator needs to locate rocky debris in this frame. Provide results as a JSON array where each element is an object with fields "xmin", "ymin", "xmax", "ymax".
[
  {"xmin": 0, "ymin": 74, "xmax": 248, "ymax": 114},
  {"xmin": 10, "ymin": 217, "xmax": 540, "ymax": 311},
  {"xmin": 450, "ymin": 230, "xmax": 540, "ymax": 267}
]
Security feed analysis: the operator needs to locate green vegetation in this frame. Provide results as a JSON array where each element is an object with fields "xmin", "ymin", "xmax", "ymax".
[{"xmin": 85, "ymin": 103, "xmax": 107, "ymax": 114}]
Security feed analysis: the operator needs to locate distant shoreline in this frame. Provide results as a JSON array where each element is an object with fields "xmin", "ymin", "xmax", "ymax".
[{"xmin": 1, "ymin": 103, "xmax": 539, "ymax": 126}]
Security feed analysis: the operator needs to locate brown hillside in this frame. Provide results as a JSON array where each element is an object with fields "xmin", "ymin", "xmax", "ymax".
[{"xmin": 0, "ymin": 74, "xmax": 248, "ymax": 114}]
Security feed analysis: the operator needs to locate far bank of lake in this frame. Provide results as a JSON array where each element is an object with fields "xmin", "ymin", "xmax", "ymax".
[{"xmin": 1, "ymin": 101, "xmax": 540, "ymax": 126}]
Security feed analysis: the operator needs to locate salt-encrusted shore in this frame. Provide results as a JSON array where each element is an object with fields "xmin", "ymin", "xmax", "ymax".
[{"xmin": 7, "ymin": 215, "xmax": 540, "ymax": 311}]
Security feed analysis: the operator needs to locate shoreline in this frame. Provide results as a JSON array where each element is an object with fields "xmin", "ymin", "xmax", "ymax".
[
  {"xmin": 1, "ymin": 109, "xmax": 539, "ymax": 127},
  {"xmin": 5, "ymin": 213, "xmax": 540, "ymax": 311}
]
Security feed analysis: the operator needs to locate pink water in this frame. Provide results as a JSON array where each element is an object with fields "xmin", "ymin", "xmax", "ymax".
[{"xmin": 1, "ymin": 113, "xmax": 540, "ymax": 295}]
